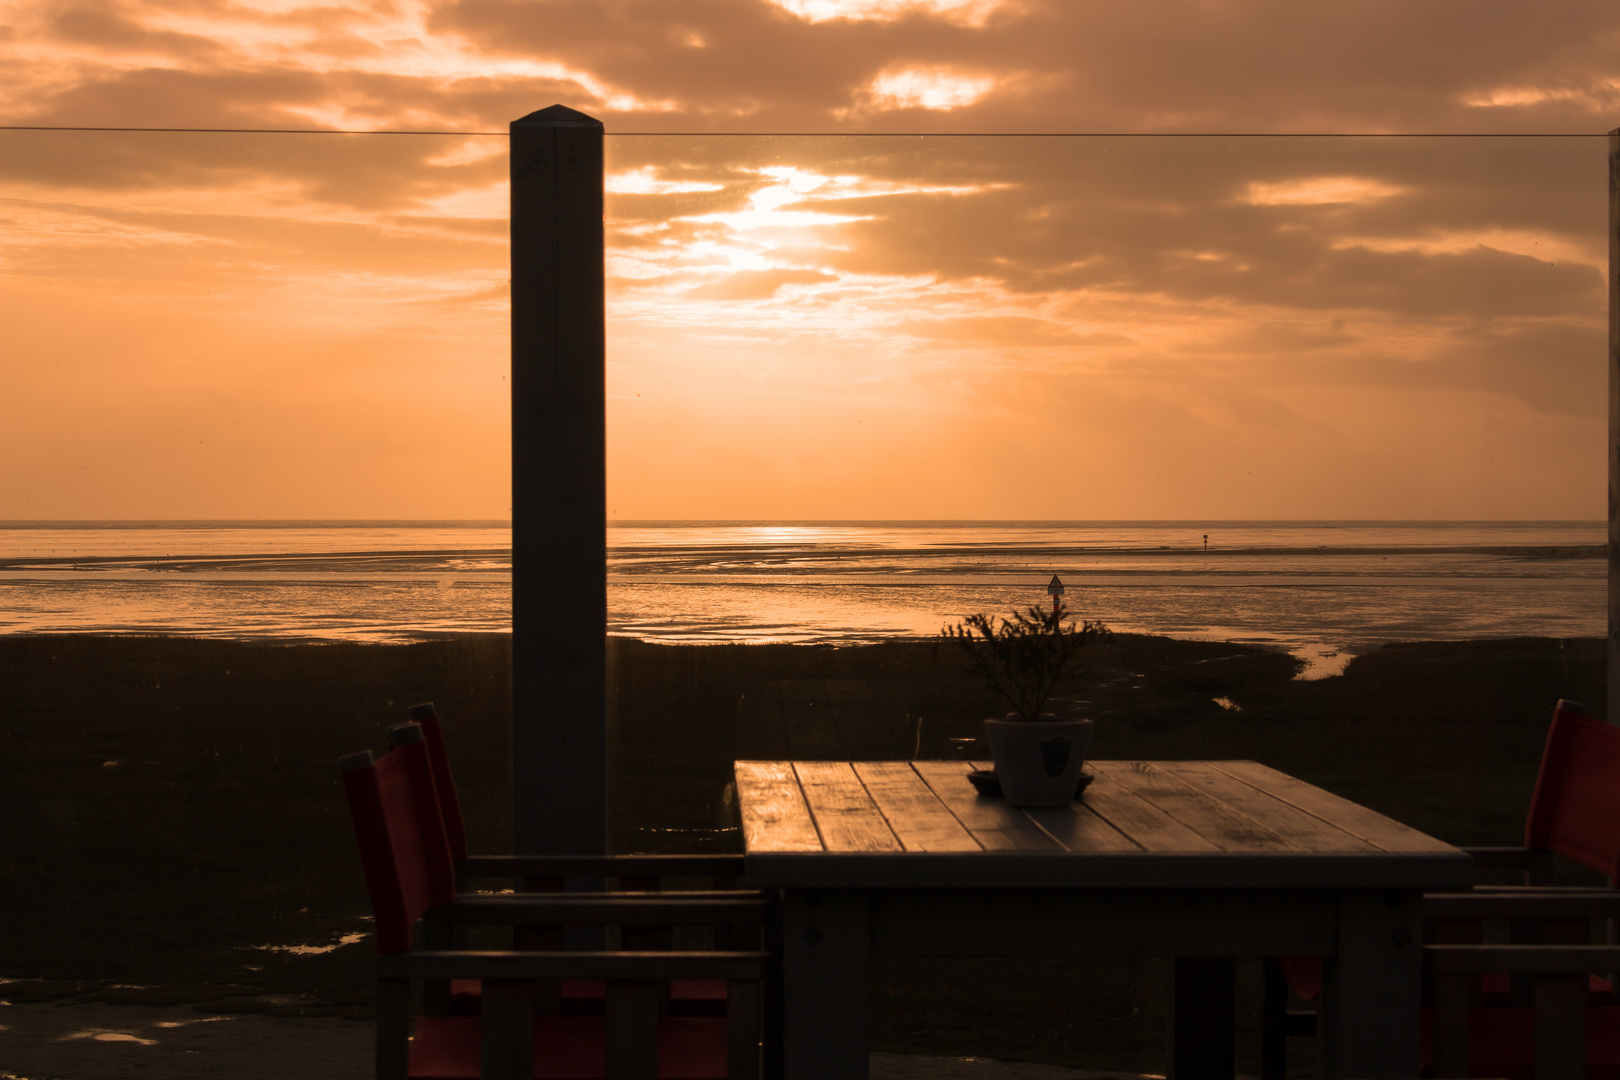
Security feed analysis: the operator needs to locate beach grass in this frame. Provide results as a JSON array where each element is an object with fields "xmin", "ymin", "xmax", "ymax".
[{"xmin": 0, "ymin": 631, "xmax": 1605, "ymax": 1074}]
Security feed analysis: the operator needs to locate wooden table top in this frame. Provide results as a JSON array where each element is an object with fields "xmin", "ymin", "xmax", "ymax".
[{"xmin": 734, "ymin": 759, "xmax": 1474, "ymax": 890}]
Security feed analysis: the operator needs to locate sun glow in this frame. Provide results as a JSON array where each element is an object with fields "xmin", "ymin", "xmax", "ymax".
[
  {"xmin": 606, "ymin": 167, "xmax": 727, "ymax": 196},
  {"xmin": 771, "ymin": 0, "xmax": 1016, "ymax": 27},
  {"xmin": 608, "ymin": 163, "xmax": 1008, "ymax": 309},
  {"xmin": 861, "ymin": 67, "xmax": 997, "ymax": 111},
  {"xmin": 1242, "ymin": 176, "xmax": 1406, "ymax": 206}
]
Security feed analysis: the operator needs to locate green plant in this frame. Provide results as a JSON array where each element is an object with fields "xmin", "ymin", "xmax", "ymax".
[{"xmin": 941, "ymin": 602, "xmax": 1110, "ymax": 722}]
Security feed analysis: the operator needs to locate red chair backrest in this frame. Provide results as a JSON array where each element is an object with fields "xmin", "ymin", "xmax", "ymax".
[
  {"xmin": 342, "ymin": 732, "xmax": 457, "ymax": 953},
  {"xmin": 1525, "ymin": 700, "xmax": 1620, "ymax": 879},
  {"xmin": 407, "ymin": 702, "xmax": 469, "ymax": 863}
]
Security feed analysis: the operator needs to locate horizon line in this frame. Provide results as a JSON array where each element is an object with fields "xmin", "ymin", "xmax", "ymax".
[
  {"xmin": 2, "ymin": 126, "xmax": 1610, "ymax": 138},
  {"xmin": 0, "ymin": 517, "xmax": 1604, "ymax": 525}
]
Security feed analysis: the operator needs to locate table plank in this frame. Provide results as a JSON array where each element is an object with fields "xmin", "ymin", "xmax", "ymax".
[
  {"xmin": 1082, "ymin": 761, "xmax": 1223, "ymax": 853},
  {"xmin": 1023, "ymin": 803, "xmax": 1142, "ymax": 853},
  {"xmin": 1154, "ymin": 762, "xmax": 1378, "ymax": 853},
  {"xmin": 912, "ymin": 761, "xmax": 1062, "ymax": 852},
  {"xmin": 1099, "ymin": 761, "xmax": 1305, "ymax": 853},
  {"xmin": 734, "ymin": 760, "xmax": 823, "ymax": 853},
  {"xmin": 794, "ymin": 761, "xmax": 903, "ymax": 852},
  {"xmin": 958, "ymin": 760, "xmax": 1142, "ymax": 853},
  {"xmin": 1207, "ymin": 761, "xmax": 1460, "ymax": 854},
  {"xmin": 852, "ymin": 762, "xmax": 982, "ymax": 852}
]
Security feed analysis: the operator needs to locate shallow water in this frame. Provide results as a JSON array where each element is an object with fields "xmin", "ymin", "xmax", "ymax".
[{"xmin": 0, "ymin": 520, "xmax": 1603, "ymax": 678}]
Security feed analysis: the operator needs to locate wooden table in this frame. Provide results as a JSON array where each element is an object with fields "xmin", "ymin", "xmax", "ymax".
[{"xmin": 735, "ymin": 759, "xmax": 1472, "ymax": 1080}]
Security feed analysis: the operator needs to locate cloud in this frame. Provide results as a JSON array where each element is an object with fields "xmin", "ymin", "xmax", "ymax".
[
  {"xmin": 9, "ymin": 0, "xmax": 1619, "ymax": 133},
  {"xmin": 769, "ymin": 0, "xmax": 1018, "ymax": 29},
  {"xmin": 0, "ymin": 72, "xmax": 1612, "ymax": 515},
  {"xmin": 1242, "ymin": 176, "xmax": 1406, "ymax": 206},
  {"xmin": 857, "ymin": 66, "xmax": 997, "ymax": 111},
  {"xmin": 684, "ymin": 266, "xmax": 836, "ymax": 298}
]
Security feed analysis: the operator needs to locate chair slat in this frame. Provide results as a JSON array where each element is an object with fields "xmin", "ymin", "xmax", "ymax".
[
  {"xmin": 1427, "ymin": 944, "xmax": 1620, "ymax": 973},
  {"xmin": 606, "ymin": 981, "xmax": 661, "ymax": 1080},
  {"xmin": 1425, "ymin": 891, "xmax": 1620, "ymax": 919},
  {"xmin": 727, "ymin": 979, "xmax": 764, "ymax": 1080},
  {"xmin": 377, "ymin": 949, "xmax": 770, "ymax": 982},
  {"xmin": 461, "ymin": 854, "xmax": 747, "ymax": 879},
  {"xmin": 480, "ymin": 978, "xmax": 535, "ymax": 1080},
  {"xmin": 1433, "ymin": 972, "xmax": 1470, "ymax": 1079},
  {"xmin": 451, "ymin": 895, "xmax": 771, "ymax": 925},
  {"xmin": 1533, "ymin": 973, "xmax": 1588, "ymax": 1080}
]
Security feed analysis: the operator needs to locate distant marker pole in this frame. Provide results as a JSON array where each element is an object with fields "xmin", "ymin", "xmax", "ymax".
[{"xmin": 1047, "ymin": 574, "xmax": 1065, "ymax": 617}]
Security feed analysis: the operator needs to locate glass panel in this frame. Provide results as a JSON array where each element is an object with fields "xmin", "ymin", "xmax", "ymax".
[
  {"xmin": 601, "ymin": 132, "xmax": 1608, "ymax": 854},
  {"xmin": 0, "ymin": 129, "xmax": 513, "ymax": 1015},
  {"xmin": 0, "ymin": 131, "xmax": 1608, "ymax": 1075},
  {"xmin": 600, "ymin": 135, "xmax": 1610, "ymax": 1070}
]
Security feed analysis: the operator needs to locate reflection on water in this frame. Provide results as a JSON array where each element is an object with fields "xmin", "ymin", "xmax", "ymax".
[
  {"xmin": 252, "ymin": 932, "xmax": 367, "ymax": 956},
  {"xmin": 0, "ymin": 521, "xmax": 1603, "ymax": 679}
]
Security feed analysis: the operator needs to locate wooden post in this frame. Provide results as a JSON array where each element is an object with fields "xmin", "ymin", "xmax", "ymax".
[
  {"xmin": 1609, "ymin": 126, "xmax": 1620, "ymax": 726},
  {"xmin": 509, "ymin": 105, "xmax": 606, "ymax": 855}
]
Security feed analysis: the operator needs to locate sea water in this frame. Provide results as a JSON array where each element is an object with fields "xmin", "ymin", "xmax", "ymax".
[{"xmin": 0, "ymin": 520, "xmax": 1603, "ymax": 677}]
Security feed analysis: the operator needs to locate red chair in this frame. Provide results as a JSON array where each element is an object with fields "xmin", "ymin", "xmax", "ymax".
[
  {"xmin": 1424, "ymin": 891, "xmax": 1620, "ymax": 1079},
  {"xmin": 341, "ymin": 724, "xmax": 769, "ymax": 1079},
  {"xmin": 1263, "ymin": 700, "xmax": 1620, "ymax": 1079},
  {"xmin": 394, "ymin": 704, "xmax": 744, "ymax": 1020}
]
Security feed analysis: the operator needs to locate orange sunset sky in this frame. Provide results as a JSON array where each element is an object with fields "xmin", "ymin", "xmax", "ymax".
[{"xmin": 2, "ymin": 1, "xmax": 1618, "ymax": 520}]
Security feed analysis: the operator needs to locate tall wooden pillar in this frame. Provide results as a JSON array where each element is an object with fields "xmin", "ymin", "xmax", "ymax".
[
  {"xmin": 509, "ymin": 105, "xmax": 606, "ymax": 854},
  {"xmin": 1610, "ymin": 128, "xmax": 1620, "ymax": 725}
]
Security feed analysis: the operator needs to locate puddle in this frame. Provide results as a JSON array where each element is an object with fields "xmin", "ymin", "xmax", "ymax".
[
  {"xmin": 153, "ymin": 1017, "xmax": 229, "ymax": 1029},
  {"xmin": 1212, "ymin": 697, "xmax": 1240, "ymax": 711},
  {"xmin": 1289, "ymin": 646, "xmax": 1356, "ymax": 680},
  {"xmin": 252, "ymin": 931, "xmax": 367, "ymax": 956},
  {"xmin": 59, "ymin": 1029, "xmax": 158, "ymax": 1045}
]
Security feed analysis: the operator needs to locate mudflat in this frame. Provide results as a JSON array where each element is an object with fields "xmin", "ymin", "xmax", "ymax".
[{"xmin": 0, "ymin": 632, "xmax": 1603, "ymax": 1075}]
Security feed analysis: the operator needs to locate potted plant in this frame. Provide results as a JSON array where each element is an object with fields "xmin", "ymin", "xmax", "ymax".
[{"xmin": 941, "ymin": 602, "xmax": 1110, "ymax": 807}]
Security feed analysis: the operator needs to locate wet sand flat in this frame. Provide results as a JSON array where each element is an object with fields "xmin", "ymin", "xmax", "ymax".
[{"xmin": 0, "ymin": 632, "xmax": 1604, "ymax": 1076}]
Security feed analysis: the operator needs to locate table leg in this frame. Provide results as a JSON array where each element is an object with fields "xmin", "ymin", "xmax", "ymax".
[
  {"xmin": 1169, "ymin": 956, "xmax": 1235, "ymax": 1080},
  {"xmin": 782, "ymin": 888, "xmax": 870, "ymax": 1080},
  {"xmin": 1317, "ymin": 889, "xmax": 1423, "ymax": 1079}
]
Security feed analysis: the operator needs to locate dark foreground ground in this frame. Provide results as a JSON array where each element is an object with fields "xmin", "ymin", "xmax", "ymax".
[{"xmin": 0, "ymin": 632, "xmax": 1605, "ymax": 1076}]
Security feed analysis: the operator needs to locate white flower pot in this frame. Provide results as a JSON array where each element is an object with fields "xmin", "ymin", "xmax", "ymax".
[{"xmin": 983, "ymin": 716, "xmax": 1094, "ymax": 807}]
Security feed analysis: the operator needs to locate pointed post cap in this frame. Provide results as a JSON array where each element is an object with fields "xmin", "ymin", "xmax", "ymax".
[
  {"xmin": 1047, "ymin": 575, "xmax": 1065, "ymax": 596},
  {"xmin": 512, "ymin": 105, "xmax": 603, "ymax": 129}
]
